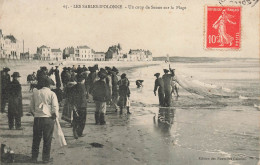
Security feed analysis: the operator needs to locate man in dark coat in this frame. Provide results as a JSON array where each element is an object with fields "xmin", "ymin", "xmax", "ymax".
[
  {"xmin": 154, "ymin": 73, "xmax": 165, "ymax": 106},
  {"xmin": 1, "ymin": 67, "xmax": 11, "ymax": 113},
  {"xmin": 92, "ymin": 70, "xmax": 110, "ymax": 125},
  {"xmin": 87, "ymin": 67, "xmax": 98, "ymax": 95},
  {"xmin": 117, "ymin": 73, "xmax": 131, "ymax": 114},
  {"xmin": 8, "ymin": 72, "xmax": 23, "ymax": 130},
  {"xmin": 71, "ymin": 74, "xmax": 87, "ymax": 139},
  {"xmin": 61, "ymin": 67, "xmax": 71, "ymax": 88},
  {"xmin": 54, "ymin": 66, "xmax": 61, "ymax": 89},
  {"xmin": 111, "ymin": 67, "xmax": 119, "ymax": 112},
  {"xmin": 162, "ymin": 69, "xmax": 174, "ymax": 107},
  {"xmin": 52, "ymin": 66, "xmax": 63, "ymax": 104},
  {"xmin": 76, "ymin": 65, "xmax": 81, "ymax": 74}
]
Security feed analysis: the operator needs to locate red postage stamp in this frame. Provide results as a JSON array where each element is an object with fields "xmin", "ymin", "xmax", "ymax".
[{"xmin": 205, "ymin": 6, "xmax": 241, "ymax": 49}]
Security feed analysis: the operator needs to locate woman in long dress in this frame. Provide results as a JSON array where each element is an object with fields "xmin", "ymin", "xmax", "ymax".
[{"xmin": 212, "ymin": 9, "xmax": 236, "ymax": 46}]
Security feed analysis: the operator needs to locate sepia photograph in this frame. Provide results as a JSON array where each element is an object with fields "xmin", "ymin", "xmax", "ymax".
[{"xmin": 0, "ymin": 0, "xmax": 259, "ymax": 164}]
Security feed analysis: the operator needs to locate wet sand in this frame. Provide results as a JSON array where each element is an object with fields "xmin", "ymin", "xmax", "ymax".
[{"xmin": 0, "ymin": 60, "xmax": 259, "ymax": 165}]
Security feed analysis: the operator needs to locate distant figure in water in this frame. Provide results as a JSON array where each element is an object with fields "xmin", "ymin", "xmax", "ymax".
[
  {"xmin": 154, "ymin": 73, "xmax": 165, "ymax": 106},
  {"xmin": 136, "ymin": 80, "xmax": 144, "ymax": 88}
]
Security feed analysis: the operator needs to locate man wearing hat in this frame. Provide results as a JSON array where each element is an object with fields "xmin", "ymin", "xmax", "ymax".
[
  {"xmin": 8, "ymin": 72, "xmax": 23, "ymax": 130},
  {"xmin": 117, "ymin": 73, "xmax": 131, "ymax": 114},
  {"xmin": 111, "ymin": 67, "xmax": 119, "ymax": 112},
  {"xmin": 30, "ymin": 77, "xmax": 59, "ymax": 163},
  {"xmin": 71, "ymin": 74, "xmax": 87, "ymax": 139},
  {"xmin": 162, "ymin": 69, "xmax": 174, "ymax": 107},
  {"xmin": 54, "ymin": 66, "xmax": 61, "ymax": 89},
  {"xmin": 105, "ymin": 67, "xmax": 112, "ymax": 106},
  {"xmin": 1, "ymin": 67, "xmax": 11, "ymax": 113},
  {"xmin": 92, "ymin": 70, "xmax": 110, "ymax": 125},
  {"xmin": 87, "ymin": 66, "xmax": 98, "ymax": 97},
  {"xmin": 154, "ymin": 73, "xmax": 165, "ymax": 106}
]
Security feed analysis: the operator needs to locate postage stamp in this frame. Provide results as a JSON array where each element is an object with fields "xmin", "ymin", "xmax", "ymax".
[{"xmin": 205, "ymin": 6, "xmax": 241, "ymax": 49}]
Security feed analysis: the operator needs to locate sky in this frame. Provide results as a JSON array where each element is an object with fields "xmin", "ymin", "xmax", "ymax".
[{"xmin": 0, "ymin": 0, "xmax": 259, "ymax": 58}]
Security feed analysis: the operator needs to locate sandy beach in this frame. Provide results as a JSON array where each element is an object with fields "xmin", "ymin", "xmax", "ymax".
[{"xmin": 0, "ymin": 59, "xmax": 259, "ymax": 165}]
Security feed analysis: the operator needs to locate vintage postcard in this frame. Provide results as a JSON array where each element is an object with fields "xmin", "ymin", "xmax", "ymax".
[{"xmin": 0, "ymin": 0, "xmax": 259, "ymax": 164}]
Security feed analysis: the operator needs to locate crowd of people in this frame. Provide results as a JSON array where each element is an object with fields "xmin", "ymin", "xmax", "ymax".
[
  {"xmin": 0, "ymin": 64, "xmax": 131, "ymax": 163},
  {"xmin": 0, "ymin": 64, "xmax": 179, "ymax": 163}
]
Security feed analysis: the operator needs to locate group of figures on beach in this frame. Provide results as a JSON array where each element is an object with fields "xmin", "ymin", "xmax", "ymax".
[
  {"xmin": 0, "ymin": 64, "xmax": 131, "ymax": 163},
  {"xmin": 153, "ymin": 67, "xmax": 179, "ymax": 107}
]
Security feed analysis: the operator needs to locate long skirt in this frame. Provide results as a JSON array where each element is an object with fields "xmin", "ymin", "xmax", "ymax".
[{"xmin": 61, "ymin": 99, "xmax": 73, "ymax": 123}]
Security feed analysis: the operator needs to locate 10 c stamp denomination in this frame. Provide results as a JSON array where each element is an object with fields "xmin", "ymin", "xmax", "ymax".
[{"xmin": 205, "ymin": 6, "xmax": 241, "ymax": 49}]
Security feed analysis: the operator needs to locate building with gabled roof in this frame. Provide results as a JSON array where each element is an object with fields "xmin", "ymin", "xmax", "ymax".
[
  {"xmin": 75, "ymin": 45, "xmax": 94, "ymax": 61},
  {"xmin": 51, "ymin": 48, "xmax": 62, "ymax": 61},
  {"xmin": 37, "ymin": 45, "xmax": 51, "ymax": 60}
]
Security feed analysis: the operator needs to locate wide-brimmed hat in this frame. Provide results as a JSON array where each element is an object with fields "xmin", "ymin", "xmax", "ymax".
[
  {"xmin": 112, "ymin": 66, "xmax": 118, "ymax": 73},
  {"xmin": 88, "ymin": 67, "xmax": 95, "ymax": 72},
  {"xmin": 163, "ymin": 69, "xmax": 169, "ymax": 73},
  {"xmin": 105, "ymin": 66, "xmax": 111, "ymax": 71},
  {"xmin": 3, "ymin": 67, "xmax": 10, "ymax": 72},
  {"xmin": 41, "ymin": 66, "xmax": 47, "ymax": 71},
  {"xmin": 11, "ymin": 72, "xmax": 21, "ymax": 77},
  {"xmin": 154, "ymin": 73, "xmax": 160, "ymax": 77}
]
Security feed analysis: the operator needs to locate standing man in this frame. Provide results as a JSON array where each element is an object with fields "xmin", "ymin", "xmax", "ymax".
[
  {"xmin": 154, "ymin": 73, "xmax": 165, "ymax": 106},
  {"xmin": 111, "ymin": 67, "xmax": 119, "ymax": 112},
  {"xmin": 87, "ymin": 66, "xmax": 98, "ymax": 96},
  {"xmin": 92, "ymin": 70, "xmax": 110, "ymax": 125},
  {"xmin": 54, "ymin": 66, "xmax": 61, "ymax": 89},
  {"xmin": 30, "ymin": 77, "xmax": 59, "ymax": 163},
  {"xmin": 162, "ymin": 69, "xmax": 174, "ymax": 107},
  {"xmin": 118, "ymin": 73, "xmax": 131, "ymax": 114},
  {"xmin": 105, "ymin": 67, "xmax": 112, "ymax": 106},
  {"xmin": 53, "ymin": 66, "xmax": 63, "ymax": 105},
  {"xmin": 8, "ymin": 72, "xmax": 23, "ymax": 130},
  {"xmin": 71, "ymin": 74, "xmax": 87, "ymax": 139},
  {"xmin": 1, "ymin": 67, "xmax": 11, "ymax": 113}
]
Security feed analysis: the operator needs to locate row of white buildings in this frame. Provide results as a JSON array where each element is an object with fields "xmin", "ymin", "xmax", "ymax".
[
  {"xmin": 63, "ymin": 44, "xmax": 153, "ymax": 61},
  {"xmin": 0, "ymin": 29, "xmax": 153, "ymax": 61}
]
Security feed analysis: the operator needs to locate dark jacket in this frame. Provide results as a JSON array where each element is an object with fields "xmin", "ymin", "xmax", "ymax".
[
  {"xmin": 87, "ymin": 72, "xmax": 98, "ymax": 94},
  {"xmin": 154, "ymin": 78, "xmax": 164, "ymax": 93},
  {"xmin": 92, "ymin": 80, "xmax": 110, "ymax": 102},
  {"xmin": 8, "ymin": 79, "xmax": 23, "ymax": 117},
  {"xmin": 54, "ymin": 69, "xmax": 61, "ymax": 88},
  {"xmin": 162, "ymin": 74, "xmax": 173, "ymax": 91},
  {"xmin": 118, "ymin": 78, "xmax": 130, "ymax": 97},
  {"xmin": 111, "ymin": 72, "xmax": 119, "ymax": 95},
  {"xmin": 61, "ymin": 71, "xmax": 71, "ymax": 85},
  {"xmin": 72, "ymin": 83, "xmax": 87, "ymax": 108}
]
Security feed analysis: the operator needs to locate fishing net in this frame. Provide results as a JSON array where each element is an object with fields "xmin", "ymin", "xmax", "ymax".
[{"xmin": 175, "ymin": 73, "xmax": 235, "ymax": 98}]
